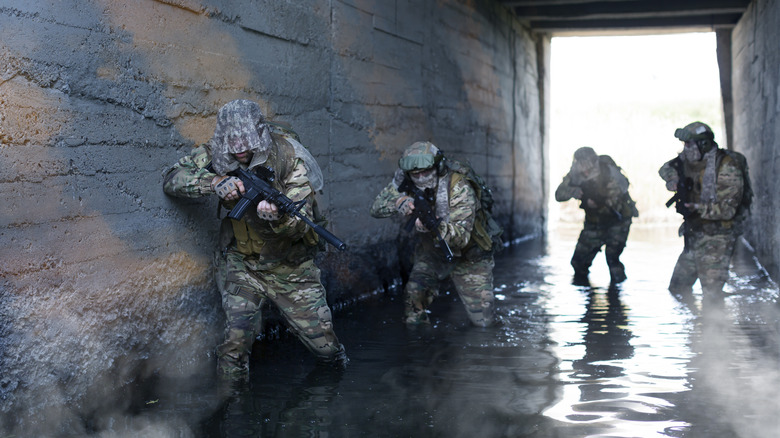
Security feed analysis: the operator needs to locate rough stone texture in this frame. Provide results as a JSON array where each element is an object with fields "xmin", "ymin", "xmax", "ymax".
[
  {"xmin": 0, "ymin": 0, "xmax": 547, "ymax": 428},
  {"xmin": 731, "ymin": 0, "xmax": 780, "ymax": 280}
]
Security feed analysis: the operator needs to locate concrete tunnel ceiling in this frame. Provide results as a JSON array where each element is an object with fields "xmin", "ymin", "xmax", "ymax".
[{"xmin": 497, "ymin": 0, "xmax": 752, "ymax": 34}]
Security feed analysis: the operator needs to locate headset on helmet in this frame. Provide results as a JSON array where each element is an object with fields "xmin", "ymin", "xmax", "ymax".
[{"xmin": 674, "ymin": 121, "xmax": 716, "ymax": 155}]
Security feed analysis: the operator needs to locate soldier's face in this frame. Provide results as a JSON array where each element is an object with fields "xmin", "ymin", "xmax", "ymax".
[
  {"xmin": 410, "ymin": 167, "xmax": 437, "ymax": 189},
  {"xmin": 575, "ymin": 158, "xmax": 598, "ymax": 180},
  {"xmin": 228, "ymin": 135, "xmax": 253, "ymax": 163},
  {"xmin": 682, "ymin": 140, "xmax": 701, "ymax": 162},
  {"xmin": 233, "ymin": 151, "xmax": 252, "ymax": 163}
]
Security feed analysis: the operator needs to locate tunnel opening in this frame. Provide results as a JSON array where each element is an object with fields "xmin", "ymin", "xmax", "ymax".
[{"xmin": 547, "ymin": 31, "xmax": 724, "ymax": 231}]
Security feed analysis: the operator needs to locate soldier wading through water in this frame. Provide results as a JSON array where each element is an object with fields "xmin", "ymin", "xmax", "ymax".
[{"xmin": 164, "ymin": 99, "xmax": 347, "ymax": 380}]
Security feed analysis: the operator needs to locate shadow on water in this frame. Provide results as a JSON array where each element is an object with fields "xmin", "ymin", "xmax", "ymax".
[{"xmin": 7, "ymin": 224, "xmax": 778, "ymax": 437}]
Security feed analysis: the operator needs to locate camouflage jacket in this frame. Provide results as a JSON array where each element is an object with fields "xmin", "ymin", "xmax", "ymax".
[
  {"xmin": 370, "ymin": 168, "xmax": 477, "ymax": 254},
  {"xmin": 555, "ymin": 155, "xmax": 636, "ymax": 224},
  {"xmin": 163, "ymin": 134, "xmax": 319, "ymax": 264},
  {"xmin": 659, "ymin": 149, "xmax": 744, "ymax": 232}
]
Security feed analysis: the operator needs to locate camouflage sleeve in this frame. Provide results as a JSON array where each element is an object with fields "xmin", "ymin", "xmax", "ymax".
[
  {"xmin": 695, "ymin": 156, "xmax": 744, "ymax": 221},
  {"xmin": 439, "ymin": 177, "xmax": 476, "ymax": 250},
  {"xmin": 162, "ymin": 145, "xmax": 217, "ymax": 198},
  {"xmin": 658, "ymin": 158, "xmax": 679, "ymax": 185},
  {"xmin": 269, "ymin": 158, "xmax": 313, "ymax": 238},
  {"xmin": 554, "ymin": 173, "xmax": 581, "ymax": 202},
  {"xmin": 370, "ymin": 179, "xmax": 404, "ymax": 218}
]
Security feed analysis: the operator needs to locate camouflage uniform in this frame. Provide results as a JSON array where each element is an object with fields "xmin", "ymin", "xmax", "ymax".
[
  {"xmin": 659, "ymin": 122, "xmax": 745, "ymax": 304},
  {"xmin": 555, "ymin": 147, "xmax": 638, "ymax": 284},
  {"xmin": 370, "ymin": 142, "xmax": 496, "ymax": 327},
  {"xmin": 163, "ymin": 100, "xmax": 345, "ymax": 378}
]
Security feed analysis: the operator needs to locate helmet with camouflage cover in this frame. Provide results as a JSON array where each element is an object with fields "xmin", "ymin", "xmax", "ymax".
[
  {"xmin": 674, "ymin": 121, "xmax": 716, "ymax": 154},
  {"xmin": 398, "ymin": 141, "xmax": 443, "ymax": 173},
  {"xmin": 210, "ymin": 99, "xmax": 274, "ymax": 175},
  {"xmin": 674, "ymin": 121, "xmax": 714, "ymax": 142}
]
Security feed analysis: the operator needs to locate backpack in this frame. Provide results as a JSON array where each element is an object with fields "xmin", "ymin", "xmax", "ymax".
[
  {"xmin": 445, "ymin": 159, "xmax": 504, "ymax": 252},
  {"xmin": 718, "ymin": 149, "xmax": 753, "ymax": 231},
  {"xmin": 579, "ymin": 155, "xmax": 638, "ymax": 221}
]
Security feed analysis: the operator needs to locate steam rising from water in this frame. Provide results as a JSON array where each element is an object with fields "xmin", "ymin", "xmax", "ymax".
[
  {"xmin": 3, "ymin": 229, "xmax": 778, "ymax": 437},
  {"xmin": 0, "ymin": 252, "xmax": 223, "ymax": 435},
  {"xmin": 683, "ymin": 249, "xmax": 780, "ymax": 438}
]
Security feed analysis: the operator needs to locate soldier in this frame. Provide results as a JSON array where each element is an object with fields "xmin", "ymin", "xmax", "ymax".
[
  {"xmin": 370, "ymin": 141, "xmax": 502, "ymax": 327},
  {"xmin": 555, "ymin": 147, "xmax": 638, "ymax": 285},
  {"xmin": 163, "ymin": 99, "xmax": 346, "ymax": 379},
  {"xmin": 659, "ymin": 121, "xmax": 750, "ymax": 307}
]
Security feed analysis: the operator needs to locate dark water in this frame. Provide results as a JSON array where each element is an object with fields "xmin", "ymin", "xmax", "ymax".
[{"xmin": 136, "ymin": 224, "xmax": 779, "ymax": 438}]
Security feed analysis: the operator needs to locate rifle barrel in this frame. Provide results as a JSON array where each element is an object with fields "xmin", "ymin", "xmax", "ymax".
[{"xmin": 294, "ymin": 212, "xmax": 347, "ymax": 250}]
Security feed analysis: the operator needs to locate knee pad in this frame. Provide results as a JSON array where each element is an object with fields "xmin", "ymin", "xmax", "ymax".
[
  {"xmin": 317, "ymin": 306, "xmax": 334, "ymax": 331},
  {"xmin": 480, "ymin": 290, "xmax": 494, "ymax": 308}
]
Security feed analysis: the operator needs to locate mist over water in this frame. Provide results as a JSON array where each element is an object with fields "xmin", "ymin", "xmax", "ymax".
[
  {"xmin": 2, "ymin": 224, "xmax": 779, "ymax": 437},
  {"xmin": 0, "ymin": 253, "xmax": 224, "ymax": 436},
  {"xmin": 212, "ymin": 224, "xmax": 777, "ymax": 438}
]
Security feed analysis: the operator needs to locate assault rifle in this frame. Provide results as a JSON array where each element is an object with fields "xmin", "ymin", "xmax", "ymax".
[
  {"xmin": 398, "ymin": 179, "xmax": 454, "ymax": 262},
  {"xmin": 664, "ymin": 158, "xmax": 695, "ymax": 219},
  {"xmin": 571, "ymin": 176, "xmax": 624, "ymax": 222},
  {"xmin": 580, "ymin": 192, "xmax": 623, "ymax": 222},
  {"xmin": 226, "ymin": 166, "xmax": 347, "ymax": 251}
]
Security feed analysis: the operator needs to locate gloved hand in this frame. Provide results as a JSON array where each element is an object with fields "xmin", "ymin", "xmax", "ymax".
[
  {"xmin": 212, "ymin": 176, "xmax": 244, "ymax": 201},
  {"xmin": 256, "ymin": 200, "xmax": 280, "ymax": 221},
  {"xmin": 414, "ymin": 218, "xmax": 429, "ymax": 233},
  {"xmin": 395, "ymin": 195, "xmax": 414, "ymax": 216}
]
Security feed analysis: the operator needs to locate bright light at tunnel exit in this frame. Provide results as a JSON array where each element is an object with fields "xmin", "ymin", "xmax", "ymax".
[{"xmin": 548, "ymin": 32, "xmax": 724, "ymax": 227}]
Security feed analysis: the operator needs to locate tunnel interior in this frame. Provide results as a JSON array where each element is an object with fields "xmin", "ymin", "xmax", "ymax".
[{"xmin": 1, "ymin": 0, "xmax": 779, "ymax": 435}]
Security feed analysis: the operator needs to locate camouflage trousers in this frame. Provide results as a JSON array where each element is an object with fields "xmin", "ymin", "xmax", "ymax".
[
  {"xmin": 405, "ymin": 243, "xmax": 495, "ymax": 327},
  {"xmin": 214, "ymin": 249, "xmax": 345, "ymax": 378},
  {"xmin": 571, "ymin": 219, "xmax": 631, "ymax": 283},
  {"xmin": 669, "ymin": 230, "xmax": 737, "ymax": 303}
]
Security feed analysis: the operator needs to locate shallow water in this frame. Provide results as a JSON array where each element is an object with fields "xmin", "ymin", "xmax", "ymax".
[{"xmin": 145, "ymin": 224, "xmax": 779, "ymax": 438}]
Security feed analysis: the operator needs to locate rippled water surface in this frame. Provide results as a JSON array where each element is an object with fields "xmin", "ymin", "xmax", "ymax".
[{"xmin": 148, "ymin": 225, "xmax": 779, "ymax": 437}]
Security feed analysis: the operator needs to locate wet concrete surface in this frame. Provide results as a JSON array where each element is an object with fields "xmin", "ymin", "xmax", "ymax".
[{"xmin": 15, "ymin": 224, "xmax": 780, "ymax": 437}]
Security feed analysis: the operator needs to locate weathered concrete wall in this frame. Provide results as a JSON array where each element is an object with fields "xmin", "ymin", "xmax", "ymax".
[
  {"xmin": 0, "ymin": 0, "xmax": 546, "ymax": 429},
  {"xmin": 731, "ymin": 0, "xmax": 780, "ymax": 280}
]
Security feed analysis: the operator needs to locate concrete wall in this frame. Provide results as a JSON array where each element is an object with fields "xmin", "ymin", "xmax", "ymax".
[
  {"xmin": 731, "ymin": 0, "xmax": 780, "ymax": 280},
  {"xmin": 0, "ymin": 0, "xmax": 546, "ymax": 427}
]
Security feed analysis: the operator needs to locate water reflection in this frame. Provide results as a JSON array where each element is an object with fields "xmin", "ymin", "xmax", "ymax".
[
  {"xmin": 216, "ymin": 365, "xmax": 345, "ymax": 437},
  {"xmin": 5, "ymin": 224, "xmax": 777, "ymax": 437},
  {"xmin": 172, "ymin": 226, "xmax": 780, "ymax": 437},
  {"xmin": 572, "ymin": 286, "xmax": 634, "ymax": 383}
]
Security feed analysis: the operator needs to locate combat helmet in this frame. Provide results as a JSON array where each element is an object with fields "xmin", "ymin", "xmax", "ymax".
[
  {"xmin": 674, "ymin": 121, "xmax": 716, "ymax": 153},
  {"xmin": 210, "ymin": 99, "xmax": 273, "ymax": 175},
  {"xmin": 573, "ymin": 146, "xmax": 598, "ymax": 163},
  {"xmin": 398, "ymin": 141, "xmax": 443, "ymax": 173}
]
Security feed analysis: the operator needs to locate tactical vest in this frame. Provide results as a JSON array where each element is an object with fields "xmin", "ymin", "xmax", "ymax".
[{"xmin": 223, "ymin": 133, "xmax": 322, "ymax": 262}]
